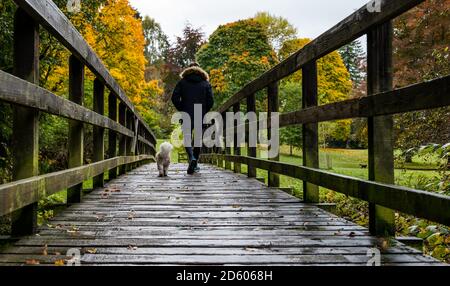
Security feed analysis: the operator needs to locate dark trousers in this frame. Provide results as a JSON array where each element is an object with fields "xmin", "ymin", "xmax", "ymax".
[{"xmin": 184, "ymin": 125, "xmax": 204, "ymax": 162}]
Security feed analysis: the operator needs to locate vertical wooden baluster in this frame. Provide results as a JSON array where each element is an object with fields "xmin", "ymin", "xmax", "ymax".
[
  {"xmin": 233, "ymin": 103, "xmax": 241, "ymax": 174},
  {"xmin": 247, "ymin": 93, "xmax": 257, "ymax": 178},
  {"xmin": 93, "ymin": 78, "xmax": 105, "ymax": 188},
  {"xmin": 67, "ymin": 55, "xmax": 84, "ymax": 204},
  {"xmin": 11, "ymin": 8, "xmax": 39, "ymax": 236},
  {"xmin": 368, "ymin": 22, "xmax": 395, "ymax": 236},
  {"xmin": 218, "ymin": 112, "xmax": 227, "ymax": 168},
  {"xmin": 302, "ymin": 61, "xmax": 319, "ymax": 203},
  {"xmin": 126, "ymin": 110, "xmax": 134, "ymax": 171},
  {"xmin": 224, "ymin": 111, "xmax": 232, "ymax": 170},
  {"xmin": 118, "ymin": 103, "xmax": 127, "ymax": 175},
  {"xmin": 268, "ymin": 82, "xmax": 280, "ymax": 188},
  {"xmin": 108, "ymin": 91, "xmax": 118, "ymax": 179}
]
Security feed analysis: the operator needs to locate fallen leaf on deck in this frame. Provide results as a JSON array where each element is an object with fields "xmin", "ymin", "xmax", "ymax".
[
  {"xmin": 86, "ymin": 248, "xmax": 97, "ymax": 254},
  {"xmin": 54, "ymin": 259, "xmax": 65, "ymax": 266},
  {"xmin": 25, "ymin": 259, "xmax": 40, "ymax": 265},
  {"xmin": 54, "ymin": 252, "xmax": 61, "ymax": 256},
  {"xmin": 42, "ymin": 244, "xmax": 48, "ymax": 256},
  {"xmin": 348, "ymin": 232, "xmax": 356, "ymax": 237},
  {"xmin": 127, "ymin": 245, "xmax": 138, "ymax": 251}
]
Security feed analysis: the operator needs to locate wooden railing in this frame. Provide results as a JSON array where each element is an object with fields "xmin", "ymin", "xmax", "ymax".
[
  {"xmin": 202, "ymin": 0, "xmax": 450, "ymax": 236},
  {"xmin": 0, "ymin": 0, "xmax": 156, "ymax": 235}
]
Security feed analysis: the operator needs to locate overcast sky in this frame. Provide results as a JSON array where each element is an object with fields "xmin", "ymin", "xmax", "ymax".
[{"xmin": 129, "ymin": 0, "xmax": 369, "ymax": 42}]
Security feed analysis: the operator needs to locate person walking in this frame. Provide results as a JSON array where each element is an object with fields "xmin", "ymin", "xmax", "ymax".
[{"xmin": 171, "ymin": 62, "xmax": 214, "ymax": 174}]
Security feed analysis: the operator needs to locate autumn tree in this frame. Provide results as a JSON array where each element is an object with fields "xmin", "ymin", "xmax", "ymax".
[
  {"xmin": 279, "ymin": 38, "xmax": 352, "ymax": 146},
  {"xmin": 197, "ymin": 19, "xmax": 278, "ymax": 108},
  {"xmin": 393, "ymin": 0, "xmax": 450, "ymax": 161}
]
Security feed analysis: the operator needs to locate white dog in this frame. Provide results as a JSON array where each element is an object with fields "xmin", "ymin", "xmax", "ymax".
[{"xmin": 156, "ymin": 142, "xmax": 173, "ymax": 177}]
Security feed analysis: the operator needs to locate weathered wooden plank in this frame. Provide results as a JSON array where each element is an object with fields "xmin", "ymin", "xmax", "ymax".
[
  {"xmin": 0, "ymin": 155, "xmax": 151, "ymax": 216},
  {"xmin": 13, "ymin": 0, "xmax": 155, "ymax": 141},
  {"xmin": 367, "ymin": 22, "xmax": 395, "ymax": 236},
  {"xmin": 10, "ymin": 8, "xmax": 39, "ymax": 236},
  {"xmin": 1, "ymin": 245, "xmax": 421, "ymax": 256},
  {"xmin": 204, "ymin": 155, "xmax": 450, "ymax": 227},
  {"xmin": 217, "ymin": 0, "xmax": 425, "ymax": 113}
]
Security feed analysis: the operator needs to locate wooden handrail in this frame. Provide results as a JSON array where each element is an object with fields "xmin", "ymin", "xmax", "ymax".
[{"xmin": 210, "ymin": 0, "xmax": 450, "ymax": 235}]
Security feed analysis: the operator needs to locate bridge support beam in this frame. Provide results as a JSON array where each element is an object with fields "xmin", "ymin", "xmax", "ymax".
[
  {"xmin": 246, "ymin": 94, "xmax": 257, "ymax": 178},
  {"xmin": 367, "ymin": 22, "xmax": 395, "ymax": 237},
  {"xmin": 302, "ymin": 61, "xmax": 319, "ymax": 203},
  {"xmin": 67, "ymin": 56, "xmax": 85, "ymax": 204},
  {"xmin": 108, "ymin": 91, "xmax": 118, "ymax": 179},
  {"xmin": 93, "ymin": 78, "xmax": 105, "ymax": 188},
  {"xmin": 11, "ymin": 8, "xmax": 39, "ymax": 236},
  {"xmin": 268, "ymin": 82, "xmax": 280, "ymax": 188}
]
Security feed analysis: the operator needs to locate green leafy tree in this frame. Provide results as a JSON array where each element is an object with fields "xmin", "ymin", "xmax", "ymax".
[
  {"xmin": 142, "ymin": 16, "xmax": 169, "ymax": 66},
  {"xmin": 197, "ymin": 19, "xmax": 278, "ymax": 107},
  {"xmin": 253, "ymin": 12, "xmax": 297, "ymax": 53}
]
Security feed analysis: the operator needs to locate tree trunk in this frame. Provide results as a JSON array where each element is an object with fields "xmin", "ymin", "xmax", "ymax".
[{"xmin": 290, "ymin": 145, "xmax": 293, "ymax": 156}]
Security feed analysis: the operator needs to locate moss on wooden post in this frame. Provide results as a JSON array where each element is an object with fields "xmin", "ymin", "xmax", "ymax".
[{"xmin": 11, "ymin": 8, "xmax": 39, "ymax": 236}]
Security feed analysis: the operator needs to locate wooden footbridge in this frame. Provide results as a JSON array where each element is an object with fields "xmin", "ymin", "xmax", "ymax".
[{"xmin": 0, "ymin": 0, "xmax": 449, "ymax": 266}]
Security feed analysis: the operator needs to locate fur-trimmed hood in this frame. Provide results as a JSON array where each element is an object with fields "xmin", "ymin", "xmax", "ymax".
[{"xmin": 180, "ymin": 66, "xmax": 209, "ymax": 82}]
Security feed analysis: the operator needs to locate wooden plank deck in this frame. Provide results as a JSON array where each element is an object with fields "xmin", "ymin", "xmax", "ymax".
[{"xmin": 0, "ymin": 164, "xmax": 441, "ymax": 266}]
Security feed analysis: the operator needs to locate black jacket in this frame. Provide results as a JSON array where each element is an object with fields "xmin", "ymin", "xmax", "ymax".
[{"xmin": 171, "ymin": 66, "xmax": 214, "ymax": 120}]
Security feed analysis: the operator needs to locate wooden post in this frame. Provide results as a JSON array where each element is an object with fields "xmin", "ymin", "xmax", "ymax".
[
  {"xmin": 247, "ymin": 93, "xmax": 257, "ymax": 178},
  {"xmin": 93, "ymin": 78, "xmax": 105, "ymax": 188},
  {"xmin": 268, "ymin": 82, "xmax": 280, "ymax": 187},
  {"xmin": 118, "ymin": 103, "xmax": 127, "ymax": 175},
  {"xmin": 67, "ymin": 55, "xmax": 84, "ymax": 204},
  {"xmin": 108, "ymin": 91, "xmax": 118, "ymax": 179},
  {"xmin": 302, "ymin": 61, "xmax": 319, "ymax": 203},
  {"xmin": 367, "ymin": 22, "xmax": 395, "ymax": 236},
  {"xmin": 10, "ymin": 8, "xmax": 39, "ymax": 236},
  {"xmin": 126, "ymin": 110, "xmax": 134, "ymax": 171},
  {"xmin": 224, "ymin": 111, "xmax": 232, "ymax": 170},
  {"xmin": 233, "ymin": 103, "xmax": 241, "ymax": 174}
]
